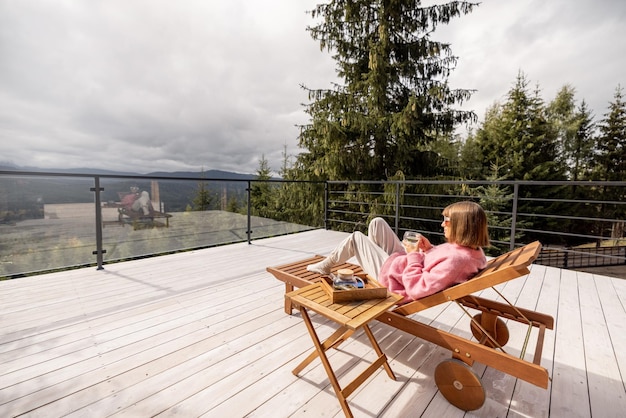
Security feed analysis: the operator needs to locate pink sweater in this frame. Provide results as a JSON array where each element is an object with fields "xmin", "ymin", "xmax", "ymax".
[{"xmin": 378, "ymin": 243, "xmax": 486, "ymax": 303}]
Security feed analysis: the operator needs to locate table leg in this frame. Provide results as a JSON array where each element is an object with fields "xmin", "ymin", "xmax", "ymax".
[
  {"xmin": 298, "ymin": 306, "xmax": 354, "ymax": 418},
  {"xmin": 293, "ymin": 326, "xmax": 353, "ymax": 376},
  {"xmin": 363, "ymin": 324, "xmax": 396, "ymax": 380}
]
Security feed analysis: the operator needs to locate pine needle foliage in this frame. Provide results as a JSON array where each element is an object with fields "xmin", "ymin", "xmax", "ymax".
[{"xmin": 291, "ymin": 0, "xmax": 478, "ymax": 182}]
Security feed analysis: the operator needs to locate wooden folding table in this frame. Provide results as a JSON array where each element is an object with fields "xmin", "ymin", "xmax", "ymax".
[{"xmin": 286, "ymin": 282, "xmax": 403, "ymax": 418}]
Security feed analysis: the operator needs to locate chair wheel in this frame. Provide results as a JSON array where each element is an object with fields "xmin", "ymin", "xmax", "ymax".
[
  {"xmin": 434, "ymin": 359, "xmax": 485, "ymax": 411},
  {"xmin": 470, "ymin": 313, "xmax": 510, "ymax": 348}
]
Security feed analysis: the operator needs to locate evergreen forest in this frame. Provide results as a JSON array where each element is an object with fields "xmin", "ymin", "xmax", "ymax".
[{"xmin": 248, "ymin": 1, "xmax": 626, "ymax": 249}]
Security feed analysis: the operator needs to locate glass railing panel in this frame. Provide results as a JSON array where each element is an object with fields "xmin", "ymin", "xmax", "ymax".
[
  {"xmin": 247, "ymin": 180, "xmax": 324, "ymax": 240},
  {"xmin": 100, "ymin": 177, "xmax": 248, "ymax": 261},
  {"xmin": 99, "ymin": 177, "xmax": 323, "ymax": 263},
  {"xmin": 0, "ymin": 174, "xmax": 97, "ymax": 277}
]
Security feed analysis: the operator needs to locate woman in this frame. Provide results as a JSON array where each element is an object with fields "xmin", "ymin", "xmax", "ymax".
[{"xmin": 307, "ymin": 201, "xmax": 490, "ymax": 303}]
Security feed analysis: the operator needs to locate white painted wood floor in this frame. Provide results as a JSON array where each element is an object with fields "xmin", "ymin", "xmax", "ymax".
[{"xmin": 1, "ymin": 229, "xmax": 625, "ymax": 417}]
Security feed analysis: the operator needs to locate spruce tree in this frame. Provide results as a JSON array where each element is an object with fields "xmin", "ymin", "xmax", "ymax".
[
  {"xmin": 473, "ymin": 72, "xmax": 566, "ymax": 242},
  {"xmin": 563, "ymin": 100, "xmax": 598, "ymax": 243},
  {"xmin": 475, "ymin": 72, "xmax": 563, "ymax": 181},
  {"xmin": 570, "ymin": 100, "xmax": 596, "ymax": 181},
  {"xmin": 595, "ymin": 85, "xmax": 626, "ymax": 181},
  {"xmin": 291, "ymin": 0, "xmax": 478, "ymax": 181},
  {"xmin": 250, "ymin": 155, "xmax": 275, "ymax": 219},
  {"xmin": 594, "ymin": 85, "xmax": 626, "ymax": 238},
  {"xmin": 191, "ymin": 170, "xmax": 212, "ymax": 211},
  {"xmin": 458, "ymin": 129, "xmax": 483, "ymax": 179},
  {"xmin": 547, "ymin": 85, "xmax": 578, "ymax": 178}
]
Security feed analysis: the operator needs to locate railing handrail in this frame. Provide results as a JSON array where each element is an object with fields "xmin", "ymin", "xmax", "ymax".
[
  {"xmin": 328, "ymin": 179, "xmax": 626, "ymax": 187},
  {"xmin": 0, "ymin": 169, "xmax": 325, "ymax": 184}
]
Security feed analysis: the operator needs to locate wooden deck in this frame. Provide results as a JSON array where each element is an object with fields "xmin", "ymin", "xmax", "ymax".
[{"xmin": 1, "ymin": 229, "xmax": 625, "ymax": 417}]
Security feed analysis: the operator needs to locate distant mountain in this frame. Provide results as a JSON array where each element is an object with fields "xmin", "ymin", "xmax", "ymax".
[
  {"xmin": 0, "ymin": 165, "xmax": 257, "ymax": 180},
  {"xmin": 0, "ymin": 163, "xmax": 20, "ymax": 171},
  {"xmin": 146, "ymin": 170, "xmax": 256, "ymax": 180},
  {"xmin": 59, "ymin": 168, "xmax": 142, "ymax": 176},
  {"xmin": 0, "ymin": 165, "xmax": 262, "ymax": 212},
  {"xmin": 0, "ymin": 165, "xmax": 139, "ymax": 176}
]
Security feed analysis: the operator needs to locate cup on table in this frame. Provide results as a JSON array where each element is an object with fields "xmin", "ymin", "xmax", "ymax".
[{"xmin": 403, "ymin": 230, "xmax": 421, "ymax": 250}]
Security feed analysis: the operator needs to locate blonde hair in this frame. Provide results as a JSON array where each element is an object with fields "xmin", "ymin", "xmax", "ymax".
[{"xmin": 443, "ymin": 201, "xmax": 490, "ymax": 249}]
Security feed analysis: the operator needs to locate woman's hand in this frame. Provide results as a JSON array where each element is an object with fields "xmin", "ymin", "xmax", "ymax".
[
  {"xmin": 404, "ymin": 237, "xmax": 424, "ymax": 254},
  {"xmin": 403, "ymin": 234, "xmax": 433, "ymax": 254},
  {"xmin": 404, "ymin": 239, "xmax": 420, "ymax": 253},
  {"xmin": 418, "ymin": 236, "xmax": 433, "ymax": 252}
]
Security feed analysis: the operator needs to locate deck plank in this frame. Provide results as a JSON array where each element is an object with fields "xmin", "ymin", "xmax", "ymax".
[
  {"xmin": 508, "ymin": 264, "xmax": 559, "ymax": 418},
  {"xmin": 595, "ymin": 275, "xmax": 626, "ymax": 373},
  {"xmin": 550, "ymin": 268, "xmax": 591, "ymax": 417},
  {"xmin": 1, "ymin": 229, "xmax": 625, "ymax": 417},
  {"xmin": 578, "ymin": 272, "xmax": 626, "ymax": 418},
  {"xmin": 469, "ymin": 264, "xmax": 540, "ymax": 418}
]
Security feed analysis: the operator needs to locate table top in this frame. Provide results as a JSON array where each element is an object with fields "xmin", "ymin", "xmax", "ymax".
[{"xmin": 286, "ymin": 282, "xmax": 403, "ymax": 330}]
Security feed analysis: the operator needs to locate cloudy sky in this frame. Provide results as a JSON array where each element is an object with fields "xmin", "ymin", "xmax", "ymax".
[{"xmin": 1, "ymin": 0, "xmax": 624, "ymax": 175}]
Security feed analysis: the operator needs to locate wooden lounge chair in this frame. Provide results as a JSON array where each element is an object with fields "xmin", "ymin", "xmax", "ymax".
[
  {"xmin": 267, "ymin": 241, "xmax": 553, "ymax": 411},
  {"xmin": 116, "ymin": 206, "xmax": 172, "ymax": 229},
  {"xmin": 102, "ymin": 192, "xmax": 172, "ymax": 230}
]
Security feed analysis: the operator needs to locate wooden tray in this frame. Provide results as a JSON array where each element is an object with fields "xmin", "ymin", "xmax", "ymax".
[{"xmin": 320, "ymin": 273, "xmax": 388, "ymax": 303}]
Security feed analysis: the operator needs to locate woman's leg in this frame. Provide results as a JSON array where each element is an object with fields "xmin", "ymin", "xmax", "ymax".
[
  {"xmin": 367, "ymin": 217, "xmax": 405, "ymax": 255},
  {"xmin": 307, "ymin": 231, "xmax": 389, "ymax": 277},
  {"xmin": 132, "ymin": 191, "xmax": 152, "ymax": 215},
  {"xmin": 307, "ymin": 218, "xmax": 402, "ymax": 278}
]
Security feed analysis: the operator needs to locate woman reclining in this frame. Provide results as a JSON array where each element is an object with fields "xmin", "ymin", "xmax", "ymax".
[{"xmin": 307, "ymin": 201, "xmax": 490, "ymax": 304}]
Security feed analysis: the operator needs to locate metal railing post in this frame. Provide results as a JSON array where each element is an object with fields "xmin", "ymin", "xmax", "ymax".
[
  {"xmin": 510, "ymin": 183, "xmax": 519, "ymax": 250},
  {"xmin": 394, "ymin": 182, "xmax": 400, "ymax": 234},
  {"xmin": 91, "ymin": 176, "xmax": 105, "ymax": 270},
  {"xmin": 324, "ymin": 182, "xmax": 329, "ymax": 230},
  {"xmin": 246, "ymin": 180, "xmax": 252, "ymax": 244}
]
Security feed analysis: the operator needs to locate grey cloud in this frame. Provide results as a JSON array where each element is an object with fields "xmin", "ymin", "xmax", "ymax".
[
  {"xmin": 1, "ymin": 0, "xmax": 623, "ymax": 174},
  {"xmin": 443, "ymin": 0, "xmax": 625, "ymax": 126}
]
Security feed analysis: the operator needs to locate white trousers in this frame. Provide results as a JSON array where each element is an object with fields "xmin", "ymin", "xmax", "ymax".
[
  {"xmin": 327, "ymin": 217, "xmax": 405, "ymax": 279},
  {"xmin": 131, "ymin": 191, "xmax": 152, "ymax": 215}
]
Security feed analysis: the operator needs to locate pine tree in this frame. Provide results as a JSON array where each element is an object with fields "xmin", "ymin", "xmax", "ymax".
[
  {"xmin": 191, "ymin": 170, "xmax": 212, "ymax": 211},
  {"xmin": 292, "ymin": 0, "xmax": 478, "ymax": 181},
  {"xmin": 595, "ymin": 85, "xmax": 626, "ymax": 181},
  {"xmin": 469, "ymin": 162, "xmax": 517, "ymax": 251},
  {"xmin": 472, "ymin": 103, "xmax": 506, "ymax": 177},
  {"xmin": 547, "ymin": 85, "xmax": 578, "ymax": 178},
  {"xmin": 472, "ymin": 73, "xmax": 567, "ymax": 242},
  {"xmin": 475, "ymin": 72, "xmax": 563, "ymax": 181},
  {"xmin": 275, "ymin": 145, "xmax": 326, "ymax": 228},
  {"xmin": 226, "ymin": 196, "xmax": 241, "ymax": 214},
  {"xmin": 570, "ymin": 100, "xmax": 596, "ymax": 181},
  {"xmin": 458, "ymin": 129, "xmax": 483, "ymax": 179},
  {"xmin": 250, "ymin": 155, "xmax": 276, "ymax": 218},
  {"xmin": 561, "ymin": 100, "xmax": 599, "ymax": 243},
  {"xmin": 593, "ymin": 85, "xmax": 626, "ymax": 238}
]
